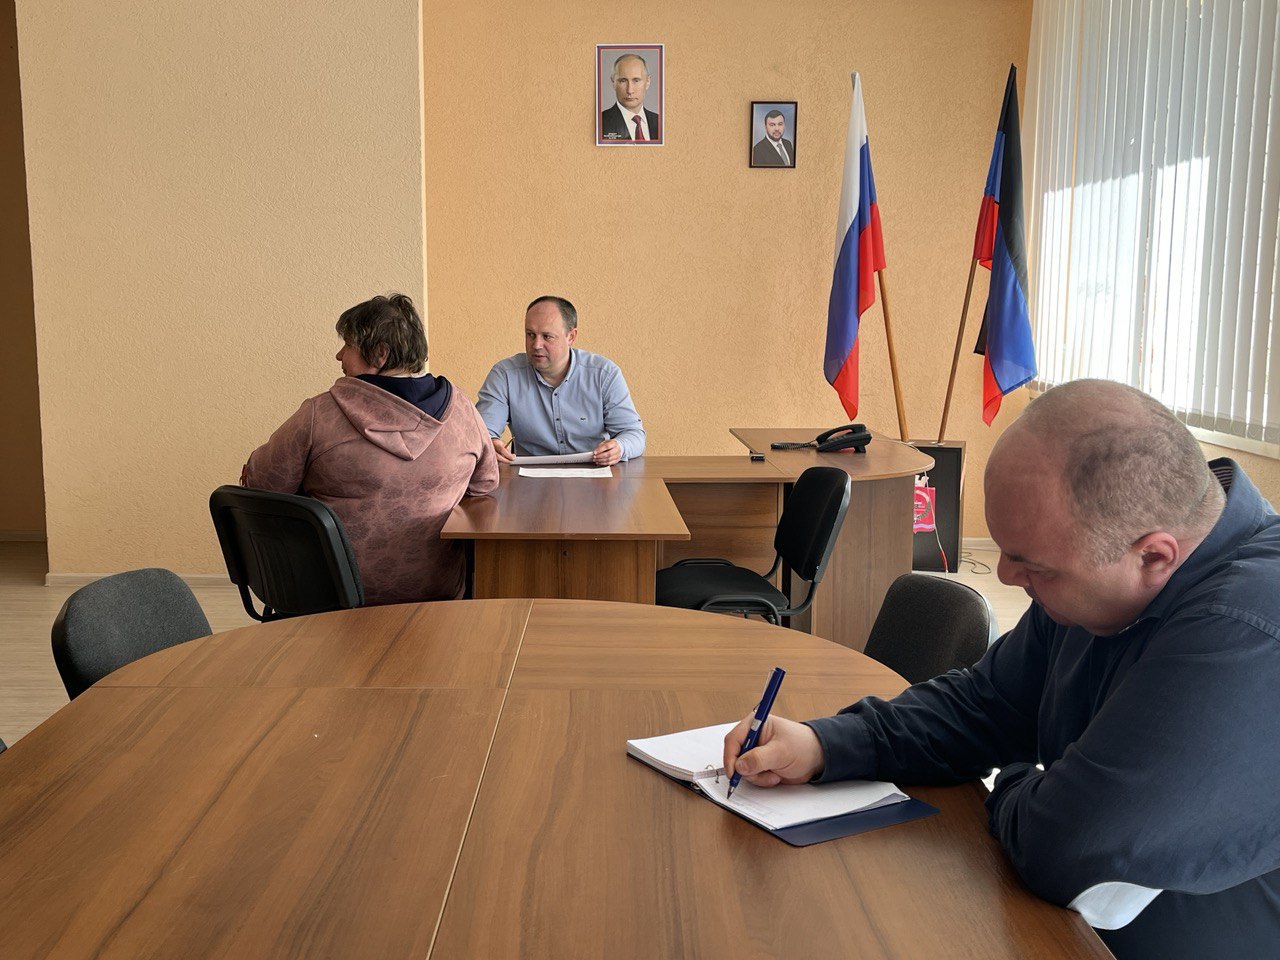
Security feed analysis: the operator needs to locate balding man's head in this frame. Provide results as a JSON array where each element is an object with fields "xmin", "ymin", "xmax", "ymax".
[{"xmin": 989, "ymin": 379, "xmax": 1222, "ymax": 564}]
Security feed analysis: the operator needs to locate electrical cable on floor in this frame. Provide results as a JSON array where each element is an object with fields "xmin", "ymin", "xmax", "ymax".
[
  {"xmin": 960, "ymin": 552, "xmax": 992, "ymax": 576},
  {"xmin": 933, "ymin": 524, "xmax": 949, "ymax": 571}
]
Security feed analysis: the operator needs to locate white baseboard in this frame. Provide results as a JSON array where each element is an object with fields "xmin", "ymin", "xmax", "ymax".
[
  {"xmin": 45, "ymin": 572, "xmax": 231, "ymax": 589},
  {"xmin": 962, "ymin": 537, "xmax": 998, "ymax": 553},
  {"xmin": 0, "ymin": 530, "xmax": 46, "ymax": 542}
]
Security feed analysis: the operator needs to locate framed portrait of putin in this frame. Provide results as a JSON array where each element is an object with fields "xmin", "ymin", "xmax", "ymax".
[
  {"xmin": 750, "ymin": 101, "xmax": 797, "ymax": 168},
  {"xmin": 597, "ymin": 44, "xmax": 664, "ymax": 146}
]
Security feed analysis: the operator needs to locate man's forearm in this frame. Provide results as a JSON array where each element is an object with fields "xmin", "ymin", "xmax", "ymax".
[
  {"xmin": 614, "ymin": 427, "xmax": 645, "ymax": 460},
  {"xmin": 804, "ymin": 713, "xmax": 876, "ymax": 782}
]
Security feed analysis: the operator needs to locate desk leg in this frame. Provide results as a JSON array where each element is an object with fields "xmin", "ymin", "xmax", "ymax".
[
  {"xmin": 473, "ymin": 541, "xmax": 658, "ymax": 604},
  {"xmin": 797, "ymin": 475, "xmax": 915, "ymax": 651}
]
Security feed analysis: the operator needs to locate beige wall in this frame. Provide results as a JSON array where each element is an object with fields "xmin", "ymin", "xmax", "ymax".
[
  {"xmin": 16, "ymin": 0, "xmax": 1272, "ymax": 577},
  {"xmin": 424, "ymin": 0, "xmax": 1035, "ymax": 539},
  {"xmin": 1204, "ymin": 446, "xmax": 1280, "ymax": 508},
  {"xmin": 17, "ymin": 0, "xmax": 425, "ymax": 575},
  {"xmin": 0, "ymin": 0, "xmax": 42, "ymax": 536}
]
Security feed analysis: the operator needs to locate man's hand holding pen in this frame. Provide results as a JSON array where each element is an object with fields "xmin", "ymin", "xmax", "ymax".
[{"xmin": 723, "ymin": 714, "xmax": 826, "ymax": 789}]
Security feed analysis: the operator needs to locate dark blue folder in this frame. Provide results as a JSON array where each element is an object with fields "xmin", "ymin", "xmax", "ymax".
[{"xmin": 771, "ymin": 796, "xmax": 937, "ymax": 846}]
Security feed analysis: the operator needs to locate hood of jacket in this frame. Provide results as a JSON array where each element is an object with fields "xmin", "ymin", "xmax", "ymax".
[{"xmin": 329, "ymin": 376, "xmax": 452, "ymax": 461}]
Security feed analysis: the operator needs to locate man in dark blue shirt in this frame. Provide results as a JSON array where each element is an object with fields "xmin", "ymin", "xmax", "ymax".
[{"xmin": 725, "ymin": 379, "xmax": 1280, "ymax": 959}]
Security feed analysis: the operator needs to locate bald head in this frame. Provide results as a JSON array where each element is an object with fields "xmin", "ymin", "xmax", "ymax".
[{"xmin": 988, "ymin": 380, "xmax": 1223, "ymax": 564}]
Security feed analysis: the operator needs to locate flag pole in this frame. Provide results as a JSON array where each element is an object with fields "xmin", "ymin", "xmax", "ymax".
[
  {"xmin": 875, "ymin": 267, "xmax": 909, "ymax": 442},
  {"xmin": 937, "ymin": 257, "xmax": 980, "ymax": 442}
]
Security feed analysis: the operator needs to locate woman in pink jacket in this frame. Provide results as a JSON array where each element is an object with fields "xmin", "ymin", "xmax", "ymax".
[{"xmin": 243, "ymin": 293, "xmax": 498, "ymax": 604}]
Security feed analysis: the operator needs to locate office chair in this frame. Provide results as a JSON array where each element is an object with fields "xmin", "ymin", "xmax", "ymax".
[
  {"xmin": 862, "ymin": 572, "xmax": 994, "ymax": 685},
  {"xmin": 209, "ymin": 485, "xmax": 364, "ymax": 621},
  {"xmin": 656, "ymin": 466, "xmax": 851, "ymax": 624},
  {"xmin": 50, "ymin": 568, "xmax": 213, "ymax": 699}
]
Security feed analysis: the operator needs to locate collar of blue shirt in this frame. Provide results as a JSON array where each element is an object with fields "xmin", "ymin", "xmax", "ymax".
[{"xmin": 532, "ymin": 348, "xmax": 579, "ymax": 389}]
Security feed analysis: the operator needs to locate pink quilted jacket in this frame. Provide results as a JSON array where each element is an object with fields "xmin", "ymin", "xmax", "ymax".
[{"xmin": 243, "ymin": 377, "xmax": 498, "ymax": 604}]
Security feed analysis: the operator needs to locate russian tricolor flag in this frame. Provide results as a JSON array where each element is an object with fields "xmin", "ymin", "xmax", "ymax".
[
  {"xmin": 972, "ymin": 65, "xmax": 1035, "ymax": 425},
  {"xmin": 824, "ymin": 72, "xmax": 885, "ymax": 420}
]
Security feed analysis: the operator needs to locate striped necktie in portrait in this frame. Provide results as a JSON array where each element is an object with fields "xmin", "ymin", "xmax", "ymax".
[{"xmin": 632, "ymin": 115, "xmax": 645, "ymax": 141}]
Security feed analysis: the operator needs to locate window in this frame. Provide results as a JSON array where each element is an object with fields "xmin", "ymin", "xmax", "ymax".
[{"xmin": 1027, "ymin": 0, "xmax": 1279, "ymax": 455}]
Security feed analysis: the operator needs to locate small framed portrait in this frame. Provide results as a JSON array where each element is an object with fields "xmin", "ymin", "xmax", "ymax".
[
  {"xmin": 750, "ymin": 101, "xmax": 798, "ymax": 168},
  {"xmin": 597, "ymin": 44, "xmax": 664, "ymax": 146}
]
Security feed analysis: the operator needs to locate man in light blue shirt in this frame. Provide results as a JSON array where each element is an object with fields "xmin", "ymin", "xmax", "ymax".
[{"xmin": 476, "ymin": 296, "xmax": 646, "ymax": 466}]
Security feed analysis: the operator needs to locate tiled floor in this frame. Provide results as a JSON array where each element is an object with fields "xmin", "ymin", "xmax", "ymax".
[{"xmin": 0, "ymin": 541, "xmax": 1028, "ymax": 746}]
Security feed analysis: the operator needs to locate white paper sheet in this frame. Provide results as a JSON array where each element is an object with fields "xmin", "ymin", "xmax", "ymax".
[
  {"xmin": 509, "ymin": 452, "xmax": 594, "ymax": 465},
  {"xmin": 627, "ymin": 721, "xmax": 907, "ymax": 830},
  {"xmin": 697, "ymin": 773, "xmax": 906, "ymax": 830},
  {"xmin": 518, "ymin": 467, "xmax": 613, "ymax": 478},
  {"xmin": 626, "ymin": 722, "xmax": 736, "ymax": 780}
]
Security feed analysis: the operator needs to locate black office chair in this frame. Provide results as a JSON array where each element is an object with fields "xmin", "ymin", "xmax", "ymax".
[
  {"xmin": 862, "ymin": 572, "xmax": 994, "ymax": 684},
  {"xmin": 209, "ymin": 485, "xmax": 363, "ymax": 621},
  {"xmin": 50, "ymin": 568, "xmax": 213, "ymax": 699},
  {"xmin": 656, "ymin": 466, "xmax": 851, "ymax": 624}
]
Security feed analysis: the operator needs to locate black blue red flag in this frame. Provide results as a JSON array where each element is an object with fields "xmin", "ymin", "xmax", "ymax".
[{"xmin": 972, "ymin": 65, "xmax": 1035, "ymax": 425}]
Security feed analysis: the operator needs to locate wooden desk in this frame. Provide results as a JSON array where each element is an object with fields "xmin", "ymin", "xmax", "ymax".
[
  {"xmin": 0, "ymin": 602, "xmax": 1111, "ymax": 959},
  {"xmin": 615, "ymin": 455, "xmax": 790, "ymax": 576},
  {"xmin": 730, "ymin": 429, "xmax": 934, "ymax": 650},
  {"xmin": 442, "ymin": 471, "xmax": 689, "ymax": 604},
  {"xmin": 444, "ymin": 439, "xmax": 932, "ymax": 649}
]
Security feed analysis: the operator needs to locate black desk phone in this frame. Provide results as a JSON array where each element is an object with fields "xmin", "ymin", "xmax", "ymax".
[{"xmin": 771, "ymin": 423, "xmax": 872, "ymax": 453}]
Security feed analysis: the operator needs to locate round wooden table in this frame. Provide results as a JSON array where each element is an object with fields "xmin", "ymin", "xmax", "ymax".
[{"xmin": 0, "ymin": 600, "xmax": 1110, "ymax": 959}]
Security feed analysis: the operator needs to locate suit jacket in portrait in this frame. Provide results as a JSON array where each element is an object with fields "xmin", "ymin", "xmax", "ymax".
[
  {"xmin": 600, "ymin": 103, "xmax": 661, "ymax": 142},
  {"xmin": 752, "ymin": 136, "xmax": 795, "ymax": 167}
]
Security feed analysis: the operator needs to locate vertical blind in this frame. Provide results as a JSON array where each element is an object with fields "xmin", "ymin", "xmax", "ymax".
[{"xmin": 1026, "ymin": 0, "xmax": 1280, "ymax": 450}]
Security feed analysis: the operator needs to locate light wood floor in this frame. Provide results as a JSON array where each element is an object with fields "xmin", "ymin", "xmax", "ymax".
[
  {"xmin": 0, "ymin": 542, "xmax": 256, "ymax": 745},
  {"xmin": 0, "ymin": 541, "xmax": 1029, "ymax": 746}
]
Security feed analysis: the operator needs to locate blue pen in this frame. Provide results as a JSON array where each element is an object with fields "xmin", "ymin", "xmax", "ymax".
[{"xmin": 727, "ymin": 666, "xmax": 786, "ymax": 799}]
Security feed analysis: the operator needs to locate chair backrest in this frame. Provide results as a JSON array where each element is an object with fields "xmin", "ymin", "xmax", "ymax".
[
  {"xmin": 208, "ymin": 485, "xmax": 363, "ymax": 620},
  {"xmin": 50, "ymin": 568, "xmax": 212, "ymax": 699},
  {"xmin": 774, "ymin": 466, "xmax": 852, "ymax": 584},
  {"xmin": 863, "ymin": 573, "xmax": 994, "ymax": 685}
]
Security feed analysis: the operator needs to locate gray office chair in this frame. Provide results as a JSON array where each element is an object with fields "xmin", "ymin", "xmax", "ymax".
[
  {"xmin": 655, "ymin": 466, "xmax": 852, "ymax": 624},
  {"xmin": 50, "ymin": 568, "xmax": 213, "ymax": 699},
  {"xmin": 209, "ymin": 485, "xmax": 363, "ymax": 621},
  {"xmin": 862, "ymin": 572, "xmax": 994, "ymax": 685}
]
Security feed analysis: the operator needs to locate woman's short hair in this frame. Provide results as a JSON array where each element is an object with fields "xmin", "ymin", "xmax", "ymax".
[{"xmin": 335, "ymin": 293, "xmax": 427, "ymax": 374}]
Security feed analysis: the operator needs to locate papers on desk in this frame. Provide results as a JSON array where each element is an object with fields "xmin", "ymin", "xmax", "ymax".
[
  {"xmin": 626, "ymin": 721, "xmax": 935, "ymax": 845},
  {"xmin": 628, "ymin": 722, "xmax": 735, "ymax": 780},
  {"xmin": 510, "ymin": 452, "xmax": 595, "ymax": 465},
  {"xmin": 518, "ymin": 467, "xmax": 613, "ymax": 478},
  {"xmin": 697, "ymin": 771, "xmax": 906, "ymax": 832}
]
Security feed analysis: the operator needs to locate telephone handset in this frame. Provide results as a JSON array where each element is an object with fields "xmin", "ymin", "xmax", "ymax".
[
  {"xmin": 770, "ymin": 423, "xmax": 872, "ymax": 454},
  {"xmin": 815, "ymin": 423, "xmax": 873, "ymax": 452}
]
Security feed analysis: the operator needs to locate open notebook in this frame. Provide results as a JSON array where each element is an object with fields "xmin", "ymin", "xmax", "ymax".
[{"xmin": 627, "ymin": 722, "xmax": 936, "ymax": 846}]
